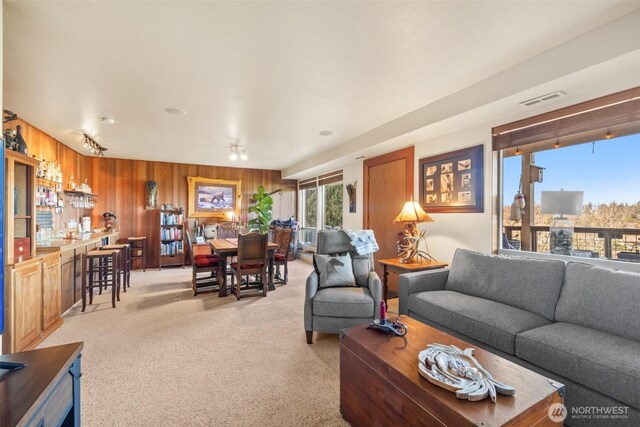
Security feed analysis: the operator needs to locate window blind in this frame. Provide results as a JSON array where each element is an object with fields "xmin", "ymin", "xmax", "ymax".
[
  {"xmin": 298, "ymin": 170, "xmax": 343, "ymax": 190},
  {"xmin": 492, "ymin": 87, "xmax": 640, "ymax": 152}
]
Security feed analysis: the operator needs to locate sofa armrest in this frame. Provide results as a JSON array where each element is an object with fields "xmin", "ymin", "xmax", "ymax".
[
  {"xmin": 304, "ymin": 272, "xmax": 319, "ymax": 331},
  {"xmin": 398, "ymin": 269, "xmax": 449, "ymax": 315},
  {"xmin": 367, "ymin": 271, "xmax": 382, "ymax": 319}
]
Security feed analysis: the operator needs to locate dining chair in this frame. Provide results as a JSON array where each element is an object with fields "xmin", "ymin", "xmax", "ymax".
[
  {"xmin": 217, "ymin": 222, "xmax": 239, "ymax": 239},
  {"xmin": 230, "ymin": 232, "xmax": 268, "ymax": 299},
  {"xmin": 274, "ymin": 227, "xmax": 292, "ymax": 285},
  {"xmin": 186, "ymin": 228, "xmax": 222, "ymax": 296}
]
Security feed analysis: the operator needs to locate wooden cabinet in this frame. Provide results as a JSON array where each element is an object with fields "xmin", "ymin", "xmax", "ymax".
[
  {"xmin": 60, "ymin": 250, "xmax": 75, "ymax": 312},
  {"xmin": 41, "ymin": 252, "xmax": 62, "ymax": 331},
  {"xmin": 3, "ymin": 253, "xmax": 63, "ymax": 354},
  {"xmin": 4, "ymin": 149, "xmax": 39, "ymax": 260},
  {"xmin": 11, "ymin": 259, "xmax": 42, "ymax": 352}
]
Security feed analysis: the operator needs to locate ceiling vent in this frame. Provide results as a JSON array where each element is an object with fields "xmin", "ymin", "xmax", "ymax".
[{"xmin": 520, "ymin": 91, "xmax": 566, "ymax": 107}]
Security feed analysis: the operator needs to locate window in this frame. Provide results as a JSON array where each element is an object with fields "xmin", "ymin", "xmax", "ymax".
[
  {"xmin": 323, "ymin": 183, "xmax": 343, "ymax": 229},
  {"xmin": 496, "ymin": 87, "xmax": 640, "ymax": 263},
  {"xmin": 298, "ymin": 170, "xmax": 344, "ymax": 247}
]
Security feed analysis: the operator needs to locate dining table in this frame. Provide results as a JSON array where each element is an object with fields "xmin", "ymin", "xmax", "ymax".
[{"xmin": 208, "ymin": 238, "xmax": 280, "ymax": 297}]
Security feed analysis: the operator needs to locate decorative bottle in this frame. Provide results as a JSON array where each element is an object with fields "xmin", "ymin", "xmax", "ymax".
[{"xmin": 15, "ymin": 125, "xmax": 28, "ymax": 155}]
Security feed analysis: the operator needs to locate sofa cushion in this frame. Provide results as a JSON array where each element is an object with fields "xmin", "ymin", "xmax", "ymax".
[
  {"xmin": 555, "ymin": 262, "xmax": 640, "ymax": 342},
  {"xmin": 352, "ymin": 256, "xmax": 371, "ymax": 288},
  {"xmin": 516, "ymin": 322, "xmax": 640, "ymax": 410},
  {"xmin": 314, "ymin": 253, "xmax": 357, "ymax": 289},
  {"xmin": 313, "ymin": 287, "xmax": 374, "ymax": 318},
  {"xmin": 444, "ymin": 249, "xmax": 565, "ymax": 320},
  {"xmin": 408, "ymin": 290, "xmax": 551, "ymax": 354}
]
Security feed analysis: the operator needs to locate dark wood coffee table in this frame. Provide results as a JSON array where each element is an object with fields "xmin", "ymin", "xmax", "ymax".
[{"xmin": 340, "ymin": 316, "xmax": 564, "ymax": 426}]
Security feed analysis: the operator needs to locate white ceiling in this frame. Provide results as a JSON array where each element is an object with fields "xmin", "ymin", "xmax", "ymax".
[{"xmin": 4, "ymin": 1, "xmax": 640, "ymax": 174}]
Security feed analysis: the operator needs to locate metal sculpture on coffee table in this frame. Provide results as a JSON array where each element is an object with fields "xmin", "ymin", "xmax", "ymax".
[{"xmin": 418, "ymin": 344, "xmax": 516, "ymax": 403}]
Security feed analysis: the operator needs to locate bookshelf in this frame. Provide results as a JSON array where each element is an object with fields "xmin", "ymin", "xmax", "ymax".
[{"xmin": 158, "ymin": 209, "xmax": 185, "ymax": 269}]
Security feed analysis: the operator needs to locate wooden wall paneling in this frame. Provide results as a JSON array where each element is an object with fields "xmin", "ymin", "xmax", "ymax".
[{"xmin": 9, "ymin": 119, "xmax": 298, "ymax": 269}]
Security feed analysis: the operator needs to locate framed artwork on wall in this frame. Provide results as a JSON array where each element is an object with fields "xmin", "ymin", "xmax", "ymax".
[
  {"xmin": 419, "ymin": 144, "xmax": 484, "ymax": 213},
  {"xmin": 187, "ymin": 176, "xmax": 241, "ymax": 218}
]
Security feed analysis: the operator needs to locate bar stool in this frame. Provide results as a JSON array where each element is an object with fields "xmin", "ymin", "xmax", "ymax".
[
  {"xmin": 82, "ymin": 249, "xmax": 121, "ymax": 311},
  {"xmin": 128, "ymin": 236, "xmax": 147, "ymax": 271},
  {"xmin": 100, "ymin": 243, "xmax": 131, "ymax": 290}
]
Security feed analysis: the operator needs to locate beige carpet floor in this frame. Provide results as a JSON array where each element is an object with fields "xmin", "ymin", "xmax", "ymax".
[{"xmin": 40, "ymin": 260, "xmax": 399, "ymax": 426}]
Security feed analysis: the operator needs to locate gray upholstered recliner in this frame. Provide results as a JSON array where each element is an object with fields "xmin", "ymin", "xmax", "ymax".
[{"xmin": 304, "ymin": 230, "xmax": 382, "ymax": 344}]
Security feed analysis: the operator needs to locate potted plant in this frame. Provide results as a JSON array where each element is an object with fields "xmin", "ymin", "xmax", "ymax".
[{"xmin": 248, "ymin": 185, "xmax": 273, "ymax": 234}]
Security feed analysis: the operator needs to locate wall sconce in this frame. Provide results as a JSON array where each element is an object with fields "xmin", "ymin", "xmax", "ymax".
[{"xmin": 83, "ymin": 134, "xmax": 107, "ymax": 157}]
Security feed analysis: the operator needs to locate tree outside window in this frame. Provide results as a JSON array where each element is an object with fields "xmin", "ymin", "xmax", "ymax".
[{"xmin": 324, "ymin": 183, "xmax": 343, "ymax": 229}]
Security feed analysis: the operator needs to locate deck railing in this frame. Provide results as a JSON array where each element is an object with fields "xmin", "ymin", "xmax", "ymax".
[{"xmin": 503, "ymin": 225, "xmax": 640, "ymax": 261}]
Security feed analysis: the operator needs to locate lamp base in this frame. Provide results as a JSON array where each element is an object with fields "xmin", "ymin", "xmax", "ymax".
[
  {"xmin": 549, "ymin": 216, "xmax": 574, "ymax": 256},
  {"xmin": 397, "ymin": 224, "xmax": 437, "ymax": 263}
]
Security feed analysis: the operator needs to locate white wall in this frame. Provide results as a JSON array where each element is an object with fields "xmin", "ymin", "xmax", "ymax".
[
  {"xmin": 341, "ymin": 160, "xmax": 363, "ymax": 230},
  {"xmin": 413, "ymin": 124, "xmax": 494, "ymax": 263},
  {"xmin": 338, "ymin": 123, "xmax": 495, "ymax": 264}
]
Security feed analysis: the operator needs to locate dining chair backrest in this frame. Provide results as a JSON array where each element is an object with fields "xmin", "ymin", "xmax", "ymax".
[
  {"xmin": 273, "ymin": 228, "xmax": 283, "ymax": 247},
  {"xmin": 217, "ymin": 222, "xmax": 239, "ymax": 239},
  {"xmin": 185, "ymin": 227, "xmax": 195, "ymax": 256},
  {"xmin": 277, "ymin": 227, "xmax": 292, "ymax": 256},
  {"xmin": 237, "ymin": 232, "xmax": 268, "ymax": 266}
]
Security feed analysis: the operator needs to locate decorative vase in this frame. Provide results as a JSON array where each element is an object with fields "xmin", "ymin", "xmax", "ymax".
[
  {"xmin": 15, "ymin": 125, "xmax": 28, "ymax": 155},
  {"xmin": 146, "ymin": 181, "xmax": 158, "ymax": 208}
]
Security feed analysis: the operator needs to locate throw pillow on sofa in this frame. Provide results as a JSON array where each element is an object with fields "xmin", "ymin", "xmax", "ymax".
[{"xmin": 314, "ymin": 253, "xmax": 356, "ymax": 289}]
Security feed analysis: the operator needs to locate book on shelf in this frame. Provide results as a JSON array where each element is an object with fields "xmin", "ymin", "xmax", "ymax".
[
  {"xmin": 160, "ymin": 240, "xmax": 183, "ymax": 256},
  {"xmin": 160, "ymin": 212, "xmax": 184, "ymax": 226}
]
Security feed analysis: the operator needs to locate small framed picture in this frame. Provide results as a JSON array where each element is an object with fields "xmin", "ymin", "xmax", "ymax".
[
  {"xmin": 458, "ymin": 191, "xmax": 472, "ymax": 202},
  {"xmin": 418, "ymin": 144, "xmax": 484, "ymax": 213},
  {"xmin": 461, "ymin": 173, "xmax": 471, "ymax": 189},
  {"xmin": 425, "ymin": 179, "xmax": 434, "ymax": 192},
  {"xmin": 458, "ymin": 159, "xmax": 471, "ymax": 171},
  {"xmin": 195, "ymin": 236, "xmax": 205, "ymax": 244}
]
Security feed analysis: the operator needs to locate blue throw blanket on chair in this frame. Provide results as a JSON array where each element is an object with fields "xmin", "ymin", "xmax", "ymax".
[{"xmin": 344, "ymin": 229, "xmax": 379, "ymax": 255}]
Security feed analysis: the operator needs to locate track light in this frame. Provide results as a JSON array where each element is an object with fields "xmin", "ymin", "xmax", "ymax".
[{"xmin": 83, "ymin": 134, "xmax": 107, "ymax": 157}]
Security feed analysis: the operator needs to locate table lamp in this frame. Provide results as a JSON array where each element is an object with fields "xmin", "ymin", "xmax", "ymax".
[
  {"xmin": 541, "ymin": 189, "xmax": 584, "ymax": 255},
  {"xmin": 393, "ymin": 197, "xmax": 436, "ymax": 263}
]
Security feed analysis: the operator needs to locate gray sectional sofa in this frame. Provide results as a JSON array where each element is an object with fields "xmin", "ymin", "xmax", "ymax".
[{"xmin": 399, "ymin": 248, "xmax": 640, "ymax": 426}]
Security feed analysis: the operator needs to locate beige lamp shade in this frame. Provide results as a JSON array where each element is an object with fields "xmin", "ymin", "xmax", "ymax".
[{"xmin": 393, "ymin": 199, "xmax": 434, "ymax": 223}]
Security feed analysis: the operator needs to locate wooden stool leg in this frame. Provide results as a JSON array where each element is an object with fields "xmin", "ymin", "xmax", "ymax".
[
  {"xmin": 89, "ymin": 257, "xmax": 94, "ymax": 305},
  {"xmin": 126, "ymin": 246, "xmax": 131, "ymax": 288},
  {"xmin": 284, "ymin": 261, "xmax": 289, "ymax": 284},
  {"xmin": 112, "ymin": 254, "xmax": 118, "ymax": 307},
  {"xmin": 120, "ymin": 250, "xmax": 126, "ymax": 293},
  {"xmin": 82, "ymin": 254, "xmax": 87, "ymax": 312}
]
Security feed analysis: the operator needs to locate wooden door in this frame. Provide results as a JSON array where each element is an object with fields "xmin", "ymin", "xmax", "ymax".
[
  {"xmin": 42, "ymin": 253, "xmax": 62, "ymax": 331},
  {"xmin": 12, "ymin": 259, "xmax": 42, "ymax": 351},
  {"xmin": 364, "ymin": 147, "xmax": 414, "ymax": 297}
]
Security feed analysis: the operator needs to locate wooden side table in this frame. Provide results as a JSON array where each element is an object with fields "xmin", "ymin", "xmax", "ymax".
[{"xmin": 378, "ymin": 258, "xmax": 448, "ymax": 303}]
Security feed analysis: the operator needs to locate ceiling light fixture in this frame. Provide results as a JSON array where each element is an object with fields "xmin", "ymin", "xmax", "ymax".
[
  {"xmin": 165, "ymin": 107, "xmax": 186, "ymax": 115},
  {"xmin": 229, "ymin": 140, "xmax": 248, "ymax": 161},
  {"xmin": 100, "ymin": 117, "xmax": 115, "ymax": 125},
  {"xmin": 83, "ymin": 133, "xmax": 107, "ymax": 157},
  {"xmin": 319, "ymin": 130, "xmax": 333, "ymax": 136}
]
